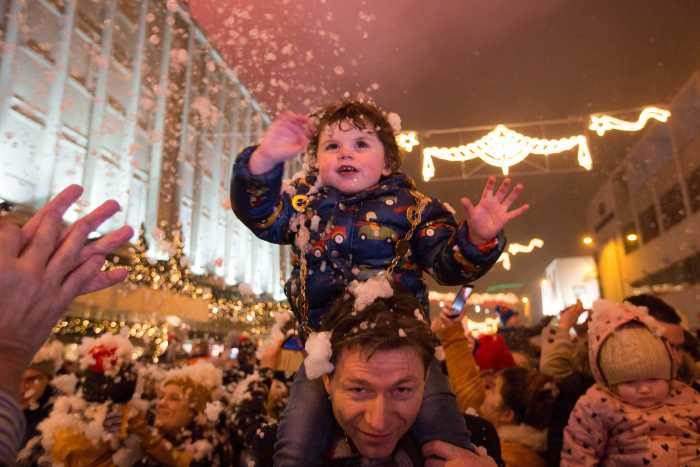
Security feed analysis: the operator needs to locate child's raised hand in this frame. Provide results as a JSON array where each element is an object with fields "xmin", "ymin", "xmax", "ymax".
[
  {"xmin": 460, "ymin": 177, "xmax": 529, "ymax": 245},
  {"xmin": 250, "ymin": 112, "xmax": 315, "ymax": 174}
]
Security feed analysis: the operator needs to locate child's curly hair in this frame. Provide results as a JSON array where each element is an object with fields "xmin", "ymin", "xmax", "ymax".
[{"xmin": 306, "ymin": 99, "xmax": 402, "ymax": 174}]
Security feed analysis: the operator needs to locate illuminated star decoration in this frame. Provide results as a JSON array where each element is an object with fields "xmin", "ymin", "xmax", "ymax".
[
  {"xmin": 396, "ymin": 131, "xmax": 419, "ymax": 152},
  {"xmin": 496, "ymin": 238, "xmax": 544, "ymax": 271},
  {"xmin": 421, "ymin": 126, "xmax": 592, "ymax": 180},
  {"xmin": 588, "ymin": 106, "xmax": 671, "ymax": 136}
]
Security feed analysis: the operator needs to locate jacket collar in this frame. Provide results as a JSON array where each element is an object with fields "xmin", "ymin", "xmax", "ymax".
[{"xmin": 318, "ymin": 173, "xmax": 416, "ymax": 205}]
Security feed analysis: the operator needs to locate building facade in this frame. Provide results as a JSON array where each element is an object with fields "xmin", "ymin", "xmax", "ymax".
[
  {"xmin": 586, "ymin": 72, "xmax": 700, "ymax": 329},
  {"xmin": 0, "ymin": 0, "xmax": 287, "ymax": 298}
]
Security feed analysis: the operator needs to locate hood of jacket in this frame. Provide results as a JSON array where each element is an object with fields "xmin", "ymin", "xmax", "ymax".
[
  {"xmin": 497, "ymin": 423, "xmax": 547, "ymax": 453},
  {"xmin": 587, "ymin": 299, "xmax": 676, "ymax": 388}
]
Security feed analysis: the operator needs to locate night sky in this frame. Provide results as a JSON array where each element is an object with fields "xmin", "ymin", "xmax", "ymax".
[{"xmin": 189, "ymin": 0, "xmax": 700, "ymax": 317}]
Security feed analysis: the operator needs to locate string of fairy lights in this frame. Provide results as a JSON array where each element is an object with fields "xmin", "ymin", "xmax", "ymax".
[
  {"xmin": 53, "ymin": 224, "xmax": 291, "ymax": 344},
  {"xmin": 395, "ymin": 106, "xmax": 671, "ymax": 180}
]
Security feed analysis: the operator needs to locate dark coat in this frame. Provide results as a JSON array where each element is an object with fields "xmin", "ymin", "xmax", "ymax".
[
  {"xmin": 546, "ymin": 371, "xmax": 595, "ymax": 467},
  {"xmin": 22, "ymin": 386, "xmax": 55, "ymax": 447},
  {"xmin": 231, "ymin": 146, "xmax": 505, "ymax": 329}
]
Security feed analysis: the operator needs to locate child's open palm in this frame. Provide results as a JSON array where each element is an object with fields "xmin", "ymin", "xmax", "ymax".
[
  {"xmin": 250, "ymin": 112, "xmax": 314, "ymax": 174},
  {"xmin": 461, "ymin": 177, "xmax": 528, "ymax": 244}
]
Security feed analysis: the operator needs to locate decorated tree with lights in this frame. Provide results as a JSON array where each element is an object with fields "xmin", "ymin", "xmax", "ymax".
[
  {"xmin": 165, "ymin": 224, "xmax": 191, "ymax": 293},
  {"xmin": 128, "ymin": 223, "xmax": 154, "ymax": 288}
]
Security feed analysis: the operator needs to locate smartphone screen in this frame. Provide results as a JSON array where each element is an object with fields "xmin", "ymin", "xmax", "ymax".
[{"xmin": 448, "ymin": 285, "xmax": 474, "ymax": 317}]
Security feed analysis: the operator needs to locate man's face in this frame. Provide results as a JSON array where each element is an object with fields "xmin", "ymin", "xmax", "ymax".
[
  {"xmin": 20, "ymin": 368, "xmax": 49, "ymax": 410},
  {"xmin": 317, "ymin": 121, "xmax": 390, "ymax": 195},
  {"xmin": 323, "ymin": 346, "xmax": 426, "ymax": 460}
]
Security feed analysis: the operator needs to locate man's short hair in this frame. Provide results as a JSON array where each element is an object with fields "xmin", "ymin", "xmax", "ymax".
[
  {"xmin": 624, "ymin": 294, "xmax": 681, "ymax": 324},
  {"xmin": 319, "ymin": 284, "xmax": 437, "ymax": 373}
]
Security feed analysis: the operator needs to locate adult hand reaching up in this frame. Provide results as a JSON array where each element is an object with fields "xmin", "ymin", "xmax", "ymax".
[
  {"xmin": 461, "ymin": 176, "xmax": 529, "ymax": 245},
  {"xmin": 0, "ymin": 185, "xmax": 133, "ymax": 401}
]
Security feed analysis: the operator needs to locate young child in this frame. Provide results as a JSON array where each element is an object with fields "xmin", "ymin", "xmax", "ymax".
[
  {"xmin": 231, "ymin": 99, "xmax": 528, "ymax": 466},
  {"xmin": 561, "ymin": 299, "xmax": 700, "ymax": 466}
]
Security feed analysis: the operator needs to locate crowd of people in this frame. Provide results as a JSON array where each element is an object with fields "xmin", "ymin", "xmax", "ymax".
[
  {"xmin": 1, "ymin": 98, "xmax": 699, "ymax": 466},
  {"xmin": 4, "ymin": 264, "xmax": 700, "ymax": 466}
]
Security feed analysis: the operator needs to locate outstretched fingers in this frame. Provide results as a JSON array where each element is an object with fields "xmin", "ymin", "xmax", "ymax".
[
  {"xmin": 77, "ymin": 225, "xmax": 134, "ymax": 264},
  {"xmin": 46, "ymin": 200, "xmax": 124, "ymax": 281},
  {"xmin": 460, "ymin": 196, "xmax": 476, "ymax": 220},
  {"xmin": 506, "ymin": 203, "xmax": 530, "ymax": 220},
  {"xmin": 479, "ymin": 176, "xmax": 496, "ymax": 202},
  {"xmin": 22, "ymin": 207, "xmax": 67, "ymax": 270},
  {"xmin": 0, "ymin": 221, "xmax": 22, "ymax": 258},
  {"xmin": 78, "ymin": 267, "xmax": 129, "ymax": 296},
  {"xmin": 20, "ymin": 185, "xmax": 83, "ymax": 249},
  {"xmin": 501, "ymin": 182, "xmax": 524, "ymax": 209},
  {"xmin": 55, "ymin": 255, "xmax": 108, "ymax": 314},
  {"xmin": 494, "ymin": 177, "xmax": 512, "ymax": 202}
]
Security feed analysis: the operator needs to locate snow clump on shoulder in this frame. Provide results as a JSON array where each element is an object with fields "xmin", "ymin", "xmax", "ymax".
[
  {"xmin": 304, "ymin": 331, "xmax": 334, "ymax": 379},
  {"xmin": 348, "ymin": 273, "xmax": 394, "ymax": 312}
]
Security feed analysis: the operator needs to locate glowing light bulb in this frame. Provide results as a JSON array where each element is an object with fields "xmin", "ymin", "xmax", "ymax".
[
  {"xmin": 626, "ymin": 233, "xmax": 638, "ymax": 242},
  {"xmin": 397, "ymin": 131, "xmax": 419, "ymax": 152},
  {"xmin": 582, "ymin": 236, "xmax": 593, "ymax": 246}
]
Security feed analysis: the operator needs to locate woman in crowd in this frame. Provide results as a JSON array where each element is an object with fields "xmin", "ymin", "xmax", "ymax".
[
  {"xmin": 433, "ymin": 305, "xmax": 555, "ymax": 467},
  {"xmin": 128, "ymin": 361, "xmax": 233, "ymax": 466}
]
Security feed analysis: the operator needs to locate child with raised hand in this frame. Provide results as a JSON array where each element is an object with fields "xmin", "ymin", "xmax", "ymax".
[
  {"xmin": 561, "ymin": 299, "xmax": 700, "ymax": 466},
  {"xmin": 231, "ymin": 99, "xmax": 529, "ymax": 466}
]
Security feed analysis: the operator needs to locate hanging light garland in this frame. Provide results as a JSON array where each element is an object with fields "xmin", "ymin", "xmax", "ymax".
[
  {"xmin": 396, "ymin": 106, "xmax": 670, "ymax": 181},
  {"xmin": 428, "ymin": 290, "xmax": 521, "ymax": 306},
  {"xmin": 589, "ymin": 106, "xmax": 670, "ymax": 136},
  {"xmin": 52, "ymin": 317, "xmax": 170, "ymax": 361},
  {"xmin": 101, "ymin": 223, "xmax": 290, "ymax": 332},
  {"xmin": 422, "ymin": 126, "xmax": 591, "ymax": 179},
  {"xmin": 496, "ymin": 238, "xmax": 545, "ymax": 271}
]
